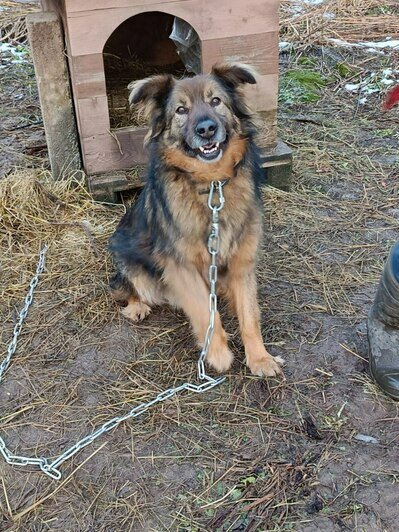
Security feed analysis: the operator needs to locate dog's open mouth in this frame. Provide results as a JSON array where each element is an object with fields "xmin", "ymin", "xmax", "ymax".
[
  {"xmin": 195, "ymin": 141, "xmax": 224, "ymax": 162},
  {"xmin": 183, "ymin": 135, "xmax": 228, "ymax": 163}
]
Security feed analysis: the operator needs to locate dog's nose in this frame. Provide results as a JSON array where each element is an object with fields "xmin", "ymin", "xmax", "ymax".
[{"xmin": 196, "ymin": 118, "xmax": 217, "ymax": 139}]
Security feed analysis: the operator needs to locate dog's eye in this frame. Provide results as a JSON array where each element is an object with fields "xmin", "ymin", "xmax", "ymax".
[
  {"xmin": 210, "ymin": 97, "xmax": 221, "ymax": 107},
  {"xmin": 176, "ymin": 106, "xmax": 189, "ymax": 115}
]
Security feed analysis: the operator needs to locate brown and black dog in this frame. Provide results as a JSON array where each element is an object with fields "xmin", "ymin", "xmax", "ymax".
[{"xmin": 109, "ymin": 63, "xmax": 284, "ymax": 377}]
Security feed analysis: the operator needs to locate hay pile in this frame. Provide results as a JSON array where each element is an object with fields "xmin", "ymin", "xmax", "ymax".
[
  {"xmin": 0, "ymin": 171, "xmax": 123, "ymax": 336},
  {"xmin": 280, "ymin": 0, "xmax": 399, "ymax": 46}
]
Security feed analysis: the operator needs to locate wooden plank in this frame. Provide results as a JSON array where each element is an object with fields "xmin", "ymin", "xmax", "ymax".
[
  {"xmin": 76, "ymin": 96, "xmax": 110, "ymax": 137},
  {"xmin": 201, "ymin": 32, "xmax": 279, "ymax": 76},
  {"xmin": 261, "ymin": 140, "xmax": 293, "ymax": 191},
  {"xmin": 63, "ymin": 0, "xmax": 279, "ymax": 56},
  {"xmin": 82, "ymin": 127, "xmax": 148, "ymax": 173},
  {"xmin": 260, "ymin": 139, "xmax": 293, "ymax": 166},
  {"xmin": 27, "ymin": 11, "xmax": 81, "ymax": 179},
  {"xmin": 65, "ymin": 0, "xmax": 279, "ymax": 18},
  {"xmin": 87, "ymin": 170, "xmax": 144, "ymax": 202},
  {"xmin": 71, "ymin": 53, "xmax": 107, "ymax": 99},
  {"xmin": 245, "ymin": 73, "xmax": 278, "ymax": 113}
]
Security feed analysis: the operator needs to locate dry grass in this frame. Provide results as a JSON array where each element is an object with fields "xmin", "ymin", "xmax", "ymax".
[
  {"xmin": 0, "ymin": 1, "xmax": 38, "ymax": 42},
  {"xmin": 280, "ymin": 0, "xmax": 399, "ymax": 46},
  {"xmin": 0, "ymin": 171, "xmax": 121, "ymax": 327}
]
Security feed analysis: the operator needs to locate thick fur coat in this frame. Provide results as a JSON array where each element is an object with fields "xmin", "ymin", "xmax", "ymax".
[{"xmin": 109, "ymin": 63, "xmax": 283, "ymax": 377}]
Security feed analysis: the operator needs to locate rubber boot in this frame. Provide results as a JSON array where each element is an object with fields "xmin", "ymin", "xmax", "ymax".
[{"xmin": 367, "ymin": 242, "xmax": 399, "ymax": 400}]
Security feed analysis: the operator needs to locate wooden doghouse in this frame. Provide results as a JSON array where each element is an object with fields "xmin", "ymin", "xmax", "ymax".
[{"xmin": 28, "ymin": 0, "xmax": 292, "ymax": 199}]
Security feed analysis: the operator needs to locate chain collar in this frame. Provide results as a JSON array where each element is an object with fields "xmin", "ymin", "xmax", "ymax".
[
  {"xmin": 198, "ymin": 178, "xmax": 230, "ymax": 195},
  {"xmin": 0, "ymin": 181, "xmax": 226, "ymax": 480}
]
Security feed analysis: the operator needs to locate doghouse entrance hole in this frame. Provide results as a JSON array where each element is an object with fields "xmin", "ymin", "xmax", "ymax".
[{"xmin": 103, "ymin": 12, "xmax": 199, "ymax": 129}]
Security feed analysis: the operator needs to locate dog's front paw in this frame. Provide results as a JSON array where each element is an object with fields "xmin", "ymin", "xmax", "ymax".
[
  {"xmin": 206, "ymin": 341, "xmax": 234, "ymax": 373},
  {"xmin": 121, "ymin": 300, "xmax": 151, "ymax": 322},
  {"xmin": 247, "ymin": 349, "xmax": 284, "ymax": 377}
]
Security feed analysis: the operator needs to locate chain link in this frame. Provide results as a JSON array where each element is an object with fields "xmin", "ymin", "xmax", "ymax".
[
  {"xmin": 0, "ymin": 244, "xmax": 48, "ymax": 382},
  {"xmin": 0, "ymin": 182, "xmax": 226, "ymax": 480}
]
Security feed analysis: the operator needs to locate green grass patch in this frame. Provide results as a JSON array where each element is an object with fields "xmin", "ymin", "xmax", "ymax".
[{"xmin": 279, "ymin": 69, "xmax": 329, "ymax": 104}]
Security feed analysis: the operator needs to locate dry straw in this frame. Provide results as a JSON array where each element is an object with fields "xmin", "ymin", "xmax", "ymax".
[
  {"xmin": 0, "ymin": 1, "xmax": 38, "ymax": 42},
  {"xmin": 280, "ymin": 0, "xmax": 399, "ymax": 46},
  {"xmin": 0, "ymin": 171, "xmax": 122, "ymax": 331}
]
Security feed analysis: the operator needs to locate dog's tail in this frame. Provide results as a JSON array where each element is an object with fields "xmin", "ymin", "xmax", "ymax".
[{"xmin": 109, "ymin": 271, "xmax": 134, "ymax": 303}]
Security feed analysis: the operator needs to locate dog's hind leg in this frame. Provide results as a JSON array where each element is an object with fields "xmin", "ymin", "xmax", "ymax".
[{"xmin": 163, "ymin": 261, "xmax": 233, "ymax": 373}]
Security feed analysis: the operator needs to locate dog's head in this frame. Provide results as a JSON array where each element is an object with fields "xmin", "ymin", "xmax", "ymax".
[{"xmin": 128, "ymin": 63, "xmax": 257, "ymax": 163}]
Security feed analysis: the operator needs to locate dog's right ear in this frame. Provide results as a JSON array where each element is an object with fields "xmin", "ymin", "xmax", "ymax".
[
  {"xmin": 128, "ymin": 74, "xmax": 174, "ymax": 117},
  {"xmin": 128, "ymin": 75, "xmax": 174, "ymax": 141}
]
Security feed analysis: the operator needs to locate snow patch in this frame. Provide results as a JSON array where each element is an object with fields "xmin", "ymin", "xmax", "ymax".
[
  {"xmin": 329, "ymin": 38, "xmax": 399, "ymax": 53},
  {"xmin": 279, "ymin": 41, "xmax": 293, "ymax": 52},
  {"xmin": 343, "ymin": 68, "xmax": 399, "ymax": 105},
  {"xmin": 0, "ymin": 42, "xmax": 29, "ymax": 65}
]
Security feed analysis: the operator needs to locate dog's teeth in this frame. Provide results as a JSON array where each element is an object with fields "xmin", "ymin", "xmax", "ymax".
[{"xmin": 198, "ymin": 143, "xmax": 220, "ymax": 156}]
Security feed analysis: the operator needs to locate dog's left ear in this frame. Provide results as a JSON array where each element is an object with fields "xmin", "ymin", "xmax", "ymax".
[
  {"xmin": 128, "ymin": 74, "xmax": 174, "ymax": 141},
  {"xmin": 212, "ymin": 63, "xmax": 257, "ymax": 121},
  {"xmin": 211, "ymin": 63, "xmax": 257, "ymax": 88}
]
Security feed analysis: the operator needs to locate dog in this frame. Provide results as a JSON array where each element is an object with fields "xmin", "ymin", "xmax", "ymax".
[{"xmin": 109, "ymin": 63, "xmax": 284, "ymax": 377}]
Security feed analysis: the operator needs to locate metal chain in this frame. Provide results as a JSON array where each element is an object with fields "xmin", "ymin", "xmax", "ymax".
[
  {"xmin": 198, "ymin": 180, "xmax": 225, "ymax": 380},
  {"xmin": 0, "ymin": 181, "xmax": 226, "ymax": 481},
  {"xmin": 0, "ymin": 244, "xmax": 48, "ymax": 382}
]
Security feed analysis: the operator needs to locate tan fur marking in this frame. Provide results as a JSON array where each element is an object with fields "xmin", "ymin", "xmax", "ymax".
[
  {"xmin": 163, "ymin": 137, "xmax": 247, "ymax": 182},
  {"xmin": 163, "ymin": 260, "xmax": 233, "ymax": 373},
  {"xmin": 126, "ymin": 270, "xmax": 165, "ymax": 306}
]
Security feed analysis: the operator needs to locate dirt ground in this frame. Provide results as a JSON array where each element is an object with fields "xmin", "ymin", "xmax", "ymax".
[{"xmin": 1, "ymin": 12, "xmax": 399, "ymax": 532}]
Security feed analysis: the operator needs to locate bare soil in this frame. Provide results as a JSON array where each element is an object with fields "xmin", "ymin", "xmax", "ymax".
[{"xmin": 1, "ymin": 36, "xmax": 399, "ymax": 532}]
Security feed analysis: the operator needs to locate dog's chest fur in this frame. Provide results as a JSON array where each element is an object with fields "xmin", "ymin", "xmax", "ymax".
[{"xmin": 162, "ymin": 166, "xmax": 262, "ymax": 270}]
